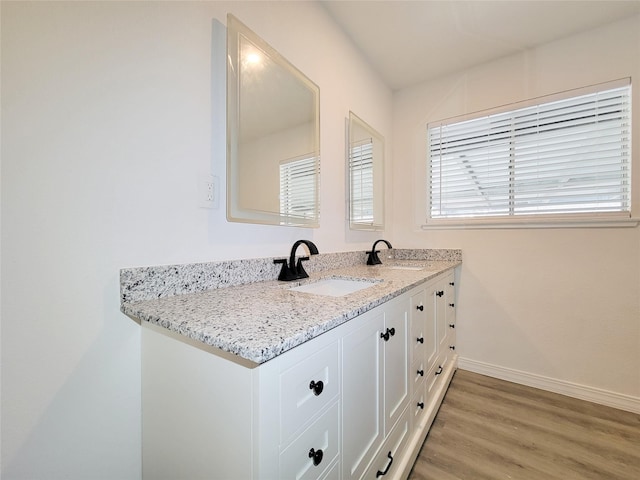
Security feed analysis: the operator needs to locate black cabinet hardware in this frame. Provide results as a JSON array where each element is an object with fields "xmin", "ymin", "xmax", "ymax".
[
  {"xmin": 449, "ymin": 281, "xmax": 455, "ymax": 286},
  {"xmin": 417, "ymin": 369, "xmax": 424, "ymax": 376},
  {"xmin": 417, "ymin": 402, "xmax": 424, "ymax": 409},
  {"xmin": 449, "ymin": 324, "xmax": 455, "ymax": 329},
  {"xmin": 380, "ymin": 327, "xmax": 395, "ymax": 342},
  {"xmin": 309, "ymin": 380, "xmax": 324, "ymax": 396},
  {"xmin": 308, "ymin": 448, "xmax": 323, "ymax": 466},
  {"xmin": 417, "ymin": 337, "xmax": 424, "ymax": 344},
  {"xmin": 449, "ymin": 303, "xmax": 455, "ymax": 308},
  {"xmin": 376, "ymin": 452, "xmax": 394, "ymax": 477},
  {"xmin": 435, "ymin": 365, "xmax": 443, "ymax": 375},
  {"xmin": 449, "ymin": 345, "xmax": 456, "ymax": 350},
  {"xmin": 416, "ymin": 305, "xmax": 424, "ymax": 311},
  {"xmin": 436, "ymin": 290, "xmax": 444, "ymax": 297}
]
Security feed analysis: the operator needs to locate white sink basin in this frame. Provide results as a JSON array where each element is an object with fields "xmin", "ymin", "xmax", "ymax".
[
  {"xmin": 290, "ymin": 277, "xmax": 377, "ymax": 297},
  {"xmin": 386, "ymin": 265, "xmax": 425, "ymax": 271}
]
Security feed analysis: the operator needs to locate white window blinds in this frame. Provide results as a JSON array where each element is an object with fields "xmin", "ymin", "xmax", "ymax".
[
  {"xmin": 428, "ymin": 81, "xmax": 631, "ymax": 220},
  {"xmin": 350, "ymin": 139, "xmax": 374, "ymax": 223},
  {"xmin": 279, "ymin": 155, "xmax": 318, "ymax": 220}
]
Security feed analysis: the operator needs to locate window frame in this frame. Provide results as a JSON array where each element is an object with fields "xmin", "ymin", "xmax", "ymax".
[{"xmin": 424, "ymin": 79, "xmax": 638, "ymax": 229}]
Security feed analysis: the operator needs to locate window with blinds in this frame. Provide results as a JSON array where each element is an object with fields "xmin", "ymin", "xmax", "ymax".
[
  {"xmin": 428, "ymin": 81, "xmax": 632, "ymax": 222},
  {"xmin": 350, "ymin": 139, "xmax": 374, "ymax": 223},
  {"xmin": 279, "ymin": 155, "xmax": 318, "ymax": 221}
]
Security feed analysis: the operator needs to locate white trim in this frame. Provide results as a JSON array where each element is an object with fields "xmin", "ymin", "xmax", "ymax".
[
  {"xmin": 457, "ymin": 357, "xmax": 640, "ymax": 414},
  {"xmin": 428, "ymin": 78, "xmax": 631, "ymax": 128},
  {"xmin": 421, "ymin": 216, "xmax": 640, "ymax": 230}
]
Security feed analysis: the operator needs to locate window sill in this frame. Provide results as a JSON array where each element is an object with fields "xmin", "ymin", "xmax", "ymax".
[{"xmin": 421, "ymin": 216, "xmax": 640, "ymax": 230}]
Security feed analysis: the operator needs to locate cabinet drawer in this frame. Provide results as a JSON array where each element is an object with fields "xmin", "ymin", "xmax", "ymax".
[
  {"xmin": 411, "ymin": 356, "xmax": 426, "ymax": 393},
  {"xmin": 280, "ymin": 341, "xmax": 340, "ymax": 444},
  {"xmin": 363, "ymin": 407, "xmax": 410, "ymax": 480},
  {"xmin": 411, "ymin": 387, "xmax": 427, "ymax": 432},
  {"xmin": 280, "ymin": 401, "xmax": 340, "ymax": 480}
]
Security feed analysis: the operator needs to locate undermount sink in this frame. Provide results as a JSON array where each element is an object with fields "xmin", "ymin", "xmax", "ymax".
[
  {"xmin": 386, "ymin": 265, "xmax": 425, "ymax": 271},
  {"xmin": 289, "ymin": 277, "xmax": 378, "ymax": 297}
]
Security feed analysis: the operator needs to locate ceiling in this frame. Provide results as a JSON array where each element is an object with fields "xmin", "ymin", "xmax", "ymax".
[{"xmin": 321, "ymin": 0, "xmax": 640, "ymax": 91}]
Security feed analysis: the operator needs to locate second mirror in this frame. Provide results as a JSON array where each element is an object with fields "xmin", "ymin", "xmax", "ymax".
[{"xmin": 348, "ymin": 112, "xmax": 385, "ymax": 230}]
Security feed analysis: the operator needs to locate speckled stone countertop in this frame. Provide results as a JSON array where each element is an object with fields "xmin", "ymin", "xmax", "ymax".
[{"xmin": 121, "ymin": 249, "xmax": 461, "ymax": 366}]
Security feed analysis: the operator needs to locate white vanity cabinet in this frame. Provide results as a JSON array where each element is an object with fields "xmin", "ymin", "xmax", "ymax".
[
  {"xmin": 142, "ymin": 321, "xmax": 343, "ymax": 480},
  {"xmin": 342, "ymin": 294, "xmax": 409, "ymax": 480},
  {"xmin": 140, "ymin": 268, "xmax": 458, "ymax": 480},
  {"xmin": 407, "ymin": 271, "xmax": 458, "ymax": 466}
]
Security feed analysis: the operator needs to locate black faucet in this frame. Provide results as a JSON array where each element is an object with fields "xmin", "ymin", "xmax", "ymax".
[
  {"xmin": 274, "ymin": 240, "xmax": 319, "ymax": 281},
  {"xmin": 366, "ymin": 239, "xmax": 393, "ymax": 265}
]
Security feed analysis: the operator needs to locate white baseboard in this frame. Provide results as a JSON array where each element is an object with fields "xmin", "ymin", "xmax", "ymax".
[{"xmin": 457, "ymin": 357, "xmax": 640, "ymax": 415}]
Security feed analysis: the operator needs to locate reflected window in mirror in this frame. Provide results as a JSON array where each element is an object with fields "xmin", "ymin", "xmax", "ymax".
[
  {"xmin": 348, "ymin": 112, "xmax": 384, "ymax": 230},
  {"xmin": 227, "ymin": 14, "xmax": 320, "ymax": 227},
  {"xmin": 279, "ymin": 154, "xmax": 318, "ymax": 220}
]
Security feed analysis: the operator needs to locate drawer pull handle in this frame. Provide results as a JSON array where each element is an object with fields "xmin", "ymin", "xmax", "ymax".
[
  {"xmin": 449, "ymin": 324, "xmax": 455, "ymax": 329},
  {"xmin": 436, "ymin": 290, "xmax": 444, "ymax": 297},
  {"xmin": 417, "ymin": 402, "xmax": 424, "ymax": 409},
  {"xmin": 417, "ymin": 337, "xmax": 424, "ymax": 344},
  {"xmin": 376, "ymin": 451, "xmax": 394, "ymax": 477},
  {"xmin": 380, "ymin": 327, "xmax": 395, "ymax": 342},
  {"xmin": 449, "ymin": 303, "xmax": 455, "ymax": 308},
  {"xmin": 435, "ymin": 365, "xmax": 443, "ymax": 375},
  {"xmin": 417, "ymin": 369, "xmax": 424, "ymax": 376},
  {"xmin": 309, "ymin": 380, "xmax": 324, "ymax": 396},
  {"xmin": 308, "ymin": 448, "xmax": 323, "ymax": 466},
  {"xmin": 416, "ymin": 305, "xmax": 424, "ymax": 311},
  {"xmin": 449, "ymin": 345, "xmax": 456, "ymax": 350}
]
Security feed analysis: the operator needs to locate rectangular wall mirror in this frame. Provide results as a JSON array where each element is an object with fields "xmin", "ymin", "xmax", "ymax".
[
  {"xmin": 348, "ymin": 111, "xmax": 385, "ymax": 230},
  {"xmin": 226, "ymin": 14, "xmax": 320, "ymax": 227}
]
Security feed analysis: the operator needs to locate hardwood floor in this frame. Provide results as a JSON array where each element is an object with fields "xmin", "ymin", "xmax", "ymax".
[{"xmin": 409, "ymin": 369, "xmax": 640, "ymax": 480}]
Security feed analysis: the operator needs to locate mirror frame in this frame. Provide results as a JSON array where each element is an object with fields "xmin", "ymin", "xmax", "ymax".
[
  {"xmin": 348, "ymin": 111, "xmax": 385, "ymax": 230},
  {"xmin": 226, "ymin": 14, "xmax": 320, "ymax": 227}
]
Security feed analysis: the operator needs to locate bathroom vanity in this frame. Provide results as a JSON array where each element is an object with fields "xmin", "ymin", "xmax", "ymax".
[{"xmin": 121, "ymin": 249, "xmax": 460, "ymax": 480}]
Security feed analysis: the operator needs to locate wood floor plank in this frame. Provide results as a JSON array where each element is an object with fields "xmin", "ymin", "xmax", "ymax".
[{"xmin": 408, "ymin": 369, "xmax": 640, "ymax": 480}]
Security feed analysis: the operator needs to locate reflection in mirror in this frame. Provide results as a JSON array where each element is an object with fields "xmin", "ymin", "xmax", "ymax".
[
  {"xmin": 348, "ymin": 112, "xmax": 384, "ymax": 230},
  {"xmin": 227, "ymin": 15, "xmax": 320, "ymax": 227}
]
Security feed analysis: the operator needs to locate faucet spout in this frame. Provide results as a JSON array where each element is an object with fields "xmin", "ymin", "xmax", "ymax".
[
  {"xmin": 366, "ymin": 239, "xmax": 392, "ymax": 265},
  {"xmin": 274, "ymin": 239, "xmax": 319, "ymax": 281}
]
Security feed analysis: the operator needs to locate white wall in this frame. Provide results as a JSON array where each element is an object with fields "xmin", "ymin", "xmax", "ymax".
[
  {"xmin": 0, "ymin": 1, "xmax": 392, "ymax": 478},
  {"xmin": 393, "ymin": 16, "xmax": 640, "ymax": 406}
]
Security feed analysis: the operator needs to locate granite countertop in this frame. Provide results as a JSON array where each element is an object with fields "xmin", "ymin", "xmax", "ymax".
[{"xmin": 121, "ymin": 256, "xmax": 460, "ymax": 366}]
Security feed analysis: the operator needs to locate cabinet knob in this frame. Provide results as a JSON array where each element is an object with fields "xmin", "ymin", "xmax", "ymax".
[
  {"xmin": 416, "ymin": 305, "xmax": 424, "ymax": 311},
  {"xmin": 417, "ymin": 402, "xmax": 424, "ymax": 409},
  {"xmin": 436, "ymin": 290, "xmax": 444, "ymax": 297},
  {"xmin": 449, "ymin": 324, "xmax": 455, "ymax": 329},
  {"xmin": 376, "ymin": 451, "xmax": 394, "ymax": 478},
  {"xmin": 417, "ymin": 369, "xmax": 424, "ymax": 376},
  {"xmin": 449, "ymin": 345, "xmax": 456, "ymax": 351},
  {"xmin": 449, "ymin": 303, "xmax": 455, "ymax": 308},
  {"xmin": 308, "ymin": 448, "xmax": 323, "ymax": 466},
  {"xmin": 449, "ymin": 282, "xmax": 455, "ymax": 286},
  {"xmin": 435, "ymin": 365, "xmax": 443, "ymax": 375},
  {"xmin": 309, "ymin": 380, "xmax": 324, "ymax": 396},
  {"xmin": 380, "ymin": 327, "xmax": 395, "ymax": 342},
  {"xmin": 416, "ymin": 337, "xmax": 424, "ymax": 344}
]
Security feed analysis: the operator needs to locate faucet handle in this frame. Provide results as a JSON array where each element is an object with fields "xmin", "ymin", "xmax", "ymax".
[
  {"xmin": 296, "ymin": 256, "xmax": 311, "ymax": 279},
  {"xmin": 274, "ymin": 258, "xmax": 296, "ymax": 281},
  {"xmin": 366, "ymin": 250, "xmax": 382, "ymax": 265}
]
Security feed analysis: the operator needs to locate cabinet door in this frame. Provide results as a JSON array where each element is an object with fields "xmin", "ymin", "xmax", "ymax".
[
  {"xmin": 410, "ymin": 288, "xmax": 427, "ymax": 387},
  {"xmin": 445, "ymin": 272, "xmax": 457, "ymax": 355},
  {"xmin": 383, "ymin": 298, "xmax": 409, "ymax": 435},
  {"xmin": 434, "ymin": 281, "xmax": 448, "ymax": 357},
  {"xmin": 422, "ymin": 286, "xmax": 437, "ymax": 369},
  {"xmin": 342, "ymin": 310, "xmax": 385, "ymax": 480}
]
